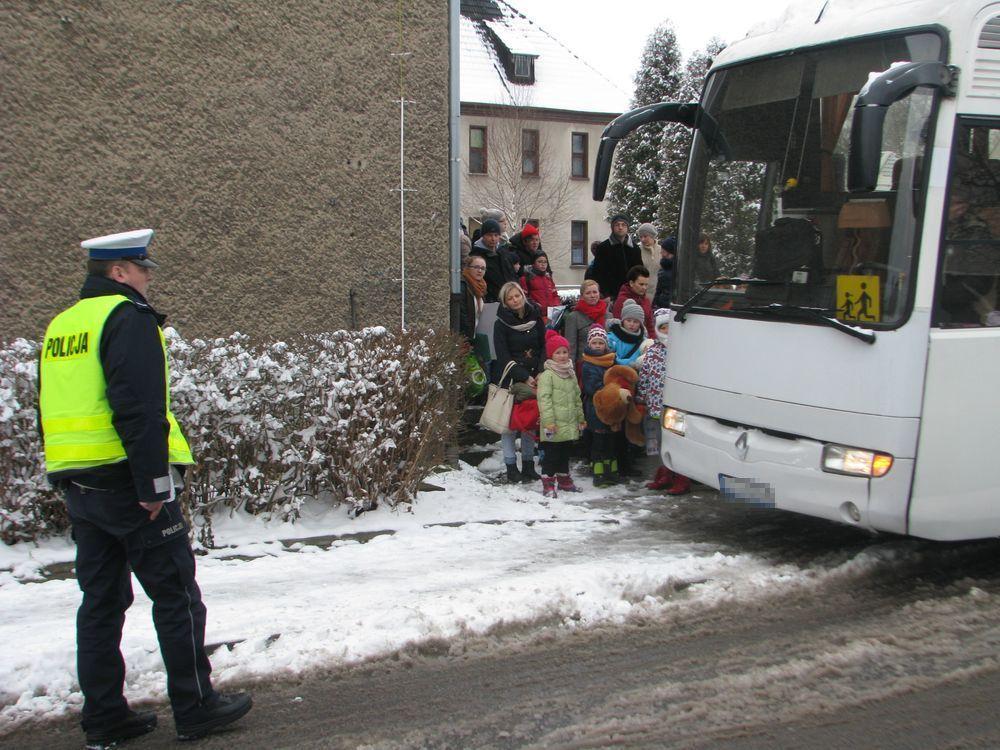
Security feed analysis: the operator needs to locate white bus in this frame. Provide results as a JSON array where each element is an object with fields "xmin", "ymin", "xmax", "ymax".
[{"xmin": 593, "ymin": 0, "xmax": 1000, "ymax": 541}]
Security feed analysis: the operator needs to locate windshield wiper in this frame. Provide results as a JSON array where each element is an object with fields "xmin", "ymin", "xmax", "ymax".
[
  {"xmin": 743, "ymin": 303, "xmax": 877, "ymax": 344},
  {"xmin": 673, "ymin": 278, "xmax": 783, "ymax": 322}
]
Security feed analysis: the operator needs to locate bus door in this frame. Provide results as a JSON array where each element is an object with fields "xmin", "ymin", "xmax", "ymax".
[{"xmin": 910, "ymin": 118, "xmax": 1000, "ymax": 540}]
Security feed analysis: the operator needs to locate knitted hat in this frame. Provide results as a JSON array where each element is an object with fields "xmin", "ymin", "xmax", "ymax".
[
  {"xmin": 620, "ymin": 299, "xmax": 645, "ymax": 323},
  {"xmin": 520, "ymin": 223, "xmax": 539, "ymax": 238},
  {"xmin": 636, "ymin": 223, "xmax": 657, "ymax": 238},
  {"xmin": 586, "ymin": 325, "xmax": 608, "ymax": 346},
  {"xmin": 660, "ymin": 236, "xmax": 677, "ymax": 253},
  {"xmin": 545, "ymin": 329, "xmax": 570, "ymax": 358},
  {"xmin": 654, "ymin": 307, "xmax": 671, "ymax": 328},
  {"xmin": 481, "ymin": 219, "xmax": 502, "ymax": 236},
  {"xmin": 481, "ymin": 208, "xmax": 504, "ymax": 221},
  {"xmin": 609, "ymin": 213, "xmax": 630, "ymax": 226}
]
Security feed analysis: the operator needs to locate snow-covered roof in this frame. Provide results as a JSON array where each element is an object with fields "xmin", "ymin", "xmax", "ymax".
[{"xmin": 460, "ymin": 0, "xmax": 629, "ymax": 115}]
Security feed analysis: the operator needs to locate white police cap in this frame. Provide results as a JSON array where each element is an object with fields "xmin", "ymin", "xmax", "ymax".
[{"xmin": 81, "ymin": 228, "xmax": 158, "ymax": 268}]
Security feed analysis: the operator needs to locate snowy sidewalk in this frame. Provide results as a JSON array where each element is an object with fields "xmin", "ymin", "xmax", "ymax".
[{"xmin": 0, "ymin": 455, "xmax": 811, "ymax": 732}]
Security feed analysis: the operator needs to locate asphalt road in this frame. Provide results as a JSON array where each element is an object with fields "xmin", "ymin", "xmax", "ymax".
[{"xmin": 6, "ymin": 491, "xmax": 1000, "ymax": 749}]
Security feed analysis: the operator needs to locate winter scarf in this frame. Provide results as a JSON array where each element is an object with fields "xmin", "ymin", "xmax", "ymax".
[
  {"xmin": 574, "ymin": 297, "xmax": 607, "ymax": 325},
  {"xmin": 608, "ymin": 321, "xmax": 644, "ymax": 345},
  {"xmin": 462, "ymin": 268, "xmax": 487, "ymax": 298},
  {"xmin": 543, "ymin": 358, "xmax": 576, "ymax": 379},
  {"xmin": 581, "ymin": 351, "xmax": 616, "ymax": 369},
  {"xmin": 504, "ymin": 314, "xmax": 537, "ymax": 333}
]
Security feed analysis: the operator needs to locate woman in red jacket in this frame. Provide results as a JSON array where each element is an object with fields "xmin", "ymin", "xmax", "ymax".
[{"xmin": 520, "ymin": 251, "xmax": 561, "ymax": 323}]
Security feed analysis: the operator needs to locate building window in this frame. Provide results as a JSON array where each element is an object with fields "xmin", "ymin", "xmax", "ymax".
[
  {"xmin": 571, "ymin": 132, "xmax": 588, "ymax": 178},
  {"xmin": 522, "ymin": 129, "xmax": 539, "ymax": 177},
  {"xmin": 513, "ymin": 54, "xmax": 532, "ymax": 79},
  {"xmin": 469, "ymin": 126, "xmax": 487, "ymax": 174},
  {"xmin": 571, "ymin": 221, "xmax": 588, "ymax": 265}
]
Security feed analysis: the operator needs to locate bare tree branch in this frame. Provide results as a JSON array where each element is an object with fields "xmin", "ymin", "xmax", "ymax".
[{"xmin": 463, "ymin": 90, "xmax": 576, "ymax": 265}]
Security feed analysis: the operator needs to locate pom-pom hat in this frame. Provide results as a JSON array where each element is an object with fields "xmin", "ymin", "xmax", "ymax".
[
  {"xmin": 545, "ymin": 329, "xmax": 570, "ymax": 358},
  {"xmin": 520, "ymin": 223, "xmax": 539, "ymax": 238},
  {"xmin": 620, "ymin": 299, "xmax": 645, "ymax": 323},
  {"xmin": 587, "ymin": 325, "xmax": 608, "ymax": 346},
  {"xmin": 654, "ymin": 307, "xmax": 672, "ymax": 328},
  {"xmin": 82, "ymin": 228, "xmax": 158, "ymax": 268}
]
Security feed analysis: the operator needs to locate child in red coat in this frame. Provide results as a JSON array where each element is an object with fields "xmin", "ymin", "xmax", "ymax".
[{"xmin": 520, "ymin": 252, "xmax": 561, "ymax": 322}]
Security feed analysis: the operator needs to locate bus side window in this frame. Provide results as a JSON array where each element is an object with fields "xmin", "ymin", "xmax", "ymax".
[{"xmin": 933, "ymin": 123, "xmax": 1000, "ymax": 328}]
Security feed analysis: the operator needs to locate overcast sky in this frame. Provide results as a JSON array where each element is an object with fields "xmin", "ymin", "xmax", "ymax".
[{"xmin": 506, "ymin": 0, "xmax": 795, "ymax": 99}]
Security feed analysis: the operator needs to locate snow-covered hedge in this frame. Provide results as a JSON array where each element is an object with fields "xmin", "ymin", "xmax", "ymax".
[
  {"xmin": 0, "ymin": 328, "xmax": 464, "ymax": 546},
  {"xmin": 0, "ymin": 339, "xmax": 66, "ymax": 545}
]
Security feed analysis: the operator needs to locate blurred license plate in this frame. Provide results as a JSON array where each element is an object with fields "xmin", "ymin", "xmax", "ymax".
[{"xmin": 718, "ymin": 474, "xmax": 775, "ymax": 507}]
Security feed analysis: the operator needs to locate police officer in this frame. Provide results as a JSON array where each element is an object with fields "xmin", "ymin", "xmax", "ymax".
[{"xmin": 38, "ymin": 229, "xmax": 252, "ymax": 748}]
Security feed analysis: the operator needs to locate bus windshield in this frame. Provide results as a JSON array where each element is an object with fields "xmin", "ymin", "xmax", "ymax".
[{"xmin": 677, "ymin": 32, "xmax": 943, "ymax": 328}]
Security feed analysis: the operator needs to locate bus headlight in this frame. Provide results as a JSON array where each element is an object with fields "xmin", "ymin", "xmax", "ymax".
[
  {"xmin": 662, "ymin": 407, "xmax": 686, "ymax": 436},
  {"xmin": 822, "ymin": 444, "xmax": 893, "ymax": 478}
]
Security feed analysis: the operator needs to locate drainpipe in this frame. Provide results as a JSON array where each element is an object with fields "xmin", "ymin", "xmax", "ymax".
[{"xmin": 448, "ymin": 0, "xmax": 462, "ymax": 331}]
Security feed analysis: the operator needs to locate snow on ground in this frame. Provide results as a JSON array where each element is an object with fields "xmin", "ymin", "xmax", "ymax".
[{"xmin": 0, "ymin": 455, "xmax": 876, "ymax": 731}]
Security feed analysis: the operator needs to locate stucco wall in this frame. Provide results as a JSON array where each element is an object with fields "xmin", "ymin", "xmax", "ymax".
[{"xmin": 1, "ymin": 1, "xmax": 450, "ymax": 340}]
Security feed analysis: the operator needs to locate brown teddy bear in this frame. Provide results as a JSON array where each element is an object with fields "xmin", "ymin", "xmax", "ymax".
[{"xmin": 593, "ymin": 364, "xmax": 646, "ymax": 447}]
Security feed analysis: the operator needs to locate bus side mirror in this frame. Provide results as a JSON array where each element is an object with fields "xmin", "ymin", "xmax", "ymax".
[
  {"xmin": 593, "ymin": 102, "xmax": 700, "ymax": 201},
  {"xmin": 848, "ymin": 62, "xmax": 957, "ymax": 193}
]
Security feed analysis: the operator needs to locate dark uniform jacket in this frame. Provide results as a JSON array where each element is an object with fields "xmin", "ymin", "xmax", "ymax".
[
  {"xmin": 588, "ymin": 234, "xmax": 642, "ymax": 299},
  {"xmin": 39, "ymin": 274, "xmax": 178, "ymax": 501}
]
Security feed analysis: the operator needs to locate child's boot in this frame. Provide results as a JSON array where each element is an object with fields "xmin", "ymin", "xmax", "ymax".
[
  {"xmin": 541, "ymin": 475, "xmax": 558, "ymax": 498},
  {"xmin": 521, "ymin": 460, "xmax": 541, "ymax": 482},
  {"xmin": 646, "ymin": 465, "xmax": 674, "ymax": 490},
  {"xmin": 608, "ymin": 458, "xmax": 620, "ymax": 484},
  {"xmin": 666, "ymin": 472, "xmax": 692, "ymax": 495},
  {"xmin": 591, "ymin": 460, "xmax": 602, "ymax": 487},
  {"xmin": 557, "ymin": 474, "xmax": 581, "ymax": 493},
  {"xmin": 592, "ymin": 460, "xmax": 609, "ymax": 487},
  {"xmin": 505, "ymin": 462, "xmax": 521, "ymax": 484}
]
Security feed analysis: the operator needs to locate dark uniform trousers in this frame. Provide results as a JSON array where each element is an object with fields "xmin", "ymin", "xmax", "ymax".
[{"xmin": 64, "ymin": 481, "xmax": 215, "ymax": 730}]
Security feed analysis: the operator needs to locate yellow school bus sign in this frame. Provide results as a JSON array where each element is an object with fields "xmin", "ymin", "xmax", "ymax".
[{"xmin": 836, "ymin": 275, "xmax": 880, "ymax": 323}]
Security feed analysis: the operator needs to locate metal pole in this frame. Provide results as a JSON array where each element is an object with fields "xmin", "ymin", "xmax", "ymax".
[
  {"xmin": 449, "ymin": 0, "xmax": 461, "ymax": 297},
  {"xmin": 399, "ymin": 96, "xmax": 406, "ymax": 331}
]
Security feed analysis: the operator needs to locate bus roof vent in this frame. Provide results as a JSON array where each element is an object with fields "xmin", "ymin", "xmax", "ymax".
[
  {"xmin": 971, "ymin": 16, "xmax": 1000, "ymax": 98},
  {"xmin": 979, "ymin": 16, "xmax": 1000, "ymax": 49}
]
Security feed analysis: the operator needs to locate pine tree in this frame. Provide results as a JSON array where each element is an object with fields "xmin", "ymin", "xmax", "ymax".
[
  {"xmin": 656, "ymin": 39, "xmax": 725, "ymax": 240},
  {"xmin": 606, "ymin": 22, "xmax": 683, "ymax": 227},
  {"xmin": 658, "ymin": 39, "xmax": 765, "ymax": 277}
]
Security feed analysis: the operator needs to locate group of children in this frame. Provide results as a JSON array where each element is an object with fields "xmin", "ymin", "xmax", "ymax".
[{"xmin": 507, "ymin": 298, "xmax": 690, "ymax": 498}]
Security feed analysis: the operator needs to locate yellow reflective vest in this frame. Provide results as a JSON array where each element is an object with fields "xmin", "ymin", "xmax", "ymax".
[{"xmin": 39, "ymin": 294, "xmax": 194, "ymax": 475}]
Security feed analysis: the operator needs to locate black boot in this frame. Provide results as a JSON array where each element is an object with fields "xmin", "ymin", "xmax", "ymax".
[
  {"xmin": 85, "ymin": 709, "xmax": 157, "ymax": 748},
  {"xmin": 520, "ymin": 460, "xmax": 541, "ymax": 482},
  {"xmin": 176, "ymin": 692, "xmax": 252, "ymax": 741},
  {"xmin": 505, "ymin": 462, "xmax": 522, "ymax": 483}
]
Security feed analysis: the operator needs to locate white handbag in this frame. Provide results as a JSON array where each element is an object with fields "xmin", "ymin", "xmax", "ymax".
[{"xmin": 478, "ymin": 361, "xmax": 518, "ymax": 434}]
